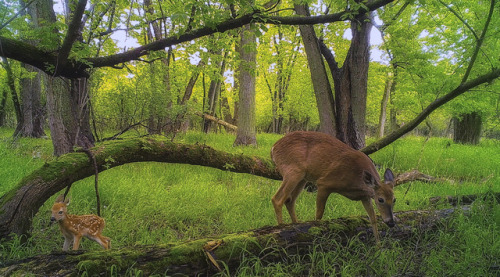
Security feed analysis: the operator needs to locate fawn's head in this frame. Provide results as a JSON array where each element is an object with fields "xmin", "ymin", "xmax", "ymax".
[
  {"xmin": 365, "ymin": 168, "xmax": 396, "ymax": 227},
  {"xmin": 51, "ymin": 195, "xmax": 69, "ymax": 223}
]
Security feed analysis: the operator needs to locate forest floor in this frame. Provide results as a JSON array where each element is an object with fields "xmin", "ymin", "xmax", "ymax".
[{"xmin": 0, "ymin": 127, "xmax": 499, "ymax": 276}]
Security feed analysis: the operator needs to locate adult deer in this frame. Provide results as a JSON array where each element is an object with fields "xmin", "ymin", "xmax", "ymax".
[
  {"xmin": 271, "ymin": 131, "xmax": 396, "ymax": 241},
  {"xmin": 51, "ymin": 195, "xmax": 110, "ymax": 251}
]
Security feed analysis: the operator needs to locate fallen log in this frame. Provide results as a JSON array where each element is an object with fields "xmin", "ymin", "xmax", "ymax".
[
  {"xmin": 394, "ymin": 169, "xmax": 449, "ymax": 186},
  {"xmin": 429, "ymin": 192, "xmax": 500, "ymax": 206},
  {"xmin": 0, "ymin": 208, "xmax": 465, "ymax": 276}
]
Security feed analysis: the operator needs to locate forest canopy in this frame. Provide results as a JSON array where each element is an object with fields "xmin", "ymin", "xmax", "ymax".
[{"xmin": 0, "ymin": 0, "xmax": 498, "ymax": 152}]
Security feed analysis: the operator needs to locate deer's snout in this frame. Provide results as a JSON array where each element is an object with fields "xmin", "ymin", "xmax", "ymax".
[
  {"xmin": 50, "ymin": 216, "xmax": 56, "ymax": 222},
  {"xmin": 384, "ymin": 218, "xmax": 395, "ymax": 228}
]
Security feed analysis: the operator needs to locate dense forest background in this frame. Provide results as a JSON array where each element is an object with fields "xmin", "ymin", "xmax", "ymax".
[{"xmin": 0, "ymin": 0, "xmax": 498, "ymax": 152}]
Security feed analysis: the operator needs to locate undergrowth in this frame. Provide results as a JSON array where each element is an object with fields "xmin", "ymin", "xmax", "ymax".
[{"xmin": 1, "ymin": 127, "xmax": 499, "ymax": 275}]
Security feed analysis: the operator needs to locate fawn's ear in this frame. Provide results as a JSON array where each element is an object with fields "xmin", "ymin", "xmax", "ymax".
[
  {"xmin": 65, "ymin": 198, "xmax": 70, "ymax": 206},
  {"xmin": 55, "ymin": 194, "xmax": 65, "ymax": 203}
]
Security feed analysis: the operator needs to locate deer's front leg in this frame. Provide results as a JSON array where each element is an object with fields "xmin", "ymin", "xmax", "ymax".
[
  {"xmin": 361, "ymin": 199, "xmax": 380, "ymax": 243},
  {"xmin": 62, "ymin": 237, "xmax": 71, "ymax": 251}
]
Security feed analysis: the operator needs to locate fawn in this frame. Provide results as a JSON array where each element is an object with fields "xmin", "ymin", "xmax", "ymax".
[
  {"xmin": 51, "ymin": 195, "xmax": 110, "ymax": 251},
  {"xmin": 271, "ymin": 131, "xmax": 396, "ymax": 242}
]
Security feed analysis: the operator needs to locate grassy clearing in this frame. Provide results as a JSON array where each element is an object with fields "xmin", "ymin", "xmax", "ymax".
[{"xmin": 1, "ymin": 127, "xmax": 499, "ymax": 275}]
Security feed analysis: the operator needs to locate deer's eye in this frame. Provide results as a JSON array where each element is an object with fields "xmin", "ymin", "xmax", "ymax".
[
  {"xmin": 378, "ymin": 198, "xmax": 384, "ymax": 203},
  {"xmin": 58, "ymin": 211, "xmax": 63, "ymax": 214}
]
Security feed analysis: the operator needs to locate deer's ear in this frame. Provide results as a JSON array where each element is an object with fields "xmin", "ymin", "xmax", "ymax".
[
  {"xmin": 363, "ymin": 171, "xmax": 378, "ymax": 188},
  {"xmin": 55, "ymin": 194, "xmax": 65, "ymax": 203},
  {"xmin": 384, "ymin": 169, "xmax": 395, "ymax": 184},
  {"xmin": 64, "ymin": 199, "xmax": 70, "ymax": 206}
]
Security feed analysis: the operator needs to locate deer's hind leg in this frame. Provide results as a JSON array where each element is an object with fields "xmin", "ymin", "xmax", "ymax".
[
  {"xmin": 91, "ymin": 235, "xmax": 111, "ymax": 249},
  {"xmin": 285, "ymin": 179, "xmax": 307, "ymax": 223},
  {"xmin": 272, "ymin": 170, "xmax": 306, "ymax": 224}
]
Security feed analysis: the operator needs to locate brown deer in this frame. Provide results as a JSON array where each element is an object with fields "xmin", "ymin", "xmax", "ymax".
[
  {"xmin": 51, "ymin": 195, "xmax": 110, "ymax": 251},
  {"xmin": 271, "ymin": 131, "xmax": 396, "ymax": 241}
]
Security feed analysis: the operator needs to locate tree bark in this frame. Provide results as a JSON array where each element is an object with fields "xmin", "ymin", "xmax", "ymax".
[
  {"xmin": 1, "ymin": 57, "xmax": 23, "ymax": 135},
  {"xmin": 378, "ymin": 72, "xmax": 392, "ymax": 138},
  {"xmin": 203, "ymin": 50, "xmax": 226, "ymax": 133},
  {"xmin": 0, "ymin": 207, "xmax": 471, "ymax": 276},
  {"xmin": 17, "ymin": 0, "xmax": 48, "ymax": 138},
  {"xmin": 452, "ymin": 112, "xmax": 482, "ymax": 144},
  {"xmin": 46, "ymin": 77, "xmax": 95, "ymax": 156},
  {"xmin": 295, "ymin": 4, "xmax": 336, "ymax": 136},
  {"xmin": 19, "ymin": 64, "xmax": 46, "ymax": 138},
  {"xmin": 0, "ymin": 86, "xmax": 7, "ymax": 126},
  {"xmin": 319, "ymin": 5, "xmax": 373, "ymax": 150},
  {"xmin": 0, "ymin": 137, "xmax": 280, "ymax": 240},
  {"xmin": 234, "ymin": 23, "xmax": 257, "ymax": 146}
]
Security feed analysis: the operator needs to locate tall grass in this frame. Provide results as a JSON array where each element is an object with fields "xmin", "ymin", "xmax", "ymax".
[{"xmin": 1, "ymin": 127, "xmax": 499, "ymax": 275}]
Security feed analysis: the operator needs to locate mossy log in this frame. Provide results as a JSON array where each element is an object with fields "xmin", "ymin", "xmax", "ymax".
[
  {"xmin": 0, "ymin": 137, "xmax": 280, "ymax": 241},
  {"xmin": 0, "ymin": 208, "xmax": 461, "ymax": 276}
]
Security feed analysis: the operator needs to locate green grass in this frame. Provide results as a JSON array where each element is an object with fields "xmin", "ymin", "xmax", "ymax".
[{"xmin": 1, "ymin": 127, "xmax": 499, "ymax": 275}]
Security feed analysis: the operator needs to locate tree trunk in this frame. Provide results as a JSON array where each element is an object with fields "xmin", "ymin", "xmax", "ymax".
[
  {"xmin": 17, "ymin": 0, "xmax": 47, "ymax": 138},
  {"xmin": 378, "ymin": 72, "xmax": 393, "ymax": 138},
  {"xmin": 0, "ymin": 207, "xmax": 472, "ymax": 276},
  {"xmin": 19, "ymin": 64, "xmax": 46, "ymax": 138},
  {"xmin": 322, "ymin": 8, "xmax": 372, "ymax": 150},
  {"xmin": 0, "ymin": 137, "xmax": 280, "ymax": 240},
  {"xmin": 234, "ymin": 23, "xmax": 257, "ymax": 146},
  {"xmin": 294, "ymin": 4, "xmax": 336, "ymax": 136},
  {"xmin": 0, "ymin": 86, "xmax": 7, "ymax": 126},
  {"xmin": 46, "ymin": 77, "xmax": 95, "ymax": 156},
  {"xmin": 452, "ymin": 112, "xmax": 482, "ymax": 144},
  {"xmin": 1, "ymin": 58, "xmax": 23, "ymax": 135},
  {"xmin": 203, "ymin": 51, "xmax": 226, "ymax": 133}
]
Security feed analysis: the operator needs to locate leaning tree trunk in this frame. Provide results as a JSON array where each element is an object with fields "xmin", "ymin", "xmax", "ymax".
[
  {"xmin": 294, "ymin": 4, "xmax": 336, "ymax": 137},
  {"xmin": 234, "ymin": 23, "xmax": 257, "ymax": 146},
  {"xmin": 452, "ymin": 112, "xmax": 482, "ymax": 144}
]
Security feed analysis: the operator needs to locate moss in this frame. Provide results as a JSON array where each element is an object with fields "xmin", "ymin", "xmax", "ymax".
[
  {"xmin": 214, "ymin": 232, "xmax": 262, "ymax": 259},
  {"xmin": 77, "ymin": 259, "xmax": 103, "ymax": 274},
  {"xmin": 167, "ymin": 238, "xmax": 211, "ymax": 265},
  {"xmin": 308, "ymin": 226, "xmax": 324, "ymax": 236}
]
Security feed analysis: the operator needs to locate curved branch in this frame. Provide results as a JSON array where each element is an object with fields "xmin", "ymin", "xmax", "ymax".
[
  {"xmin": 0, "ymin": 0, "xmax": 395, "ymax": 78},
  {"xmin": 0, "ymin": 137, "xmax": 280, "ymax": 240},
  {"xmin": 362, "ymin": 67, "xmax": 500, "ymax": 155}
]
